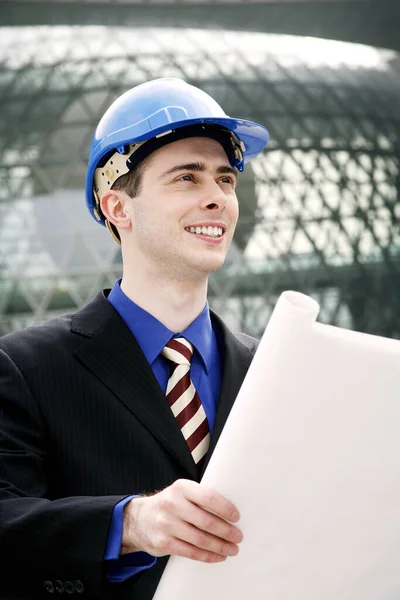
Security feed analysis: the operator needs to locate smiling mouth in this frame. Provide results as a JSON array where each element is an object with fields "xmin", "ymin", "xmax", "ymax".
[{"xmin": 184, "ymin": 226, "xmax": 224, "ymax": 238}]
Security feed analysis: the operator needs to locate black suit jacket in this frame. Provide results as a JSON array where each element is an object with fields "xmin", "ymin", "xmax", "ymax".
[{"xmin": 0, "ymin": 291, "xmax": 258, "ymax": 599}]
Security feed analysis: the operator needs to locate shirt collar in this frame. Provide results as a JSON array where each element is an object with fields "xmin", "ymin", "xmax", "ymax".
[{"xmin": 108, "ymin": 279, "xmax": 213, "ymax": 373}]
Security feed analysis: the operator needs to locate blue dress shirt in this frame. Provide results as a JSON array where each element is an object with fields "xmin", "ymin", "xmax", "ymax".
[{"xmin": 104, "ymin": 280, "xmax": 223, "ymax": 582}]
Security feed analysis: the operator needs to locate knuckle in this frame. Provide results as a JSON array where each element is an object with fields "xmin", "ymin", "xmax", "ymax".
[
  {"xmin": 155, "ymin": 511, "xmax": 169, "ymax": 529},
  {"xmin": 205, "ymin": 553, "xmax": 219, "ymax": 563},
  {"xmin": 218, "ymin": 541, "xmax": 230, "ymax": 555},
  {"xmin": 201, "ymin": 514, "xmax": 215, "ymax": 531},
  {"xmin": 202, "ymin": 489, "xmax": 217, "ymax": 507},
  {"xmin": 158, "ymin": 493, "xmax": 174, "ymax": 513},
  {"xmin": 188, "ymin": 546, "xmax": 201, "ymax": 561},
  {"xmin": 210, "ymin": 553, "xmax": 226, "ymax": 563},
  {"xmin": 202, "ymin": 489, "xmax": 214, "ymax": 503},
  {"xmin": 202, "ymin": 551, "xmax": 217, "ymax": 563},
  {"xmin": 172, "ymin": 479, "xmax": 186, "ymax": 492},
  {"xmin": 156, "ymin": 534, "xmax": 171, "ymax": 553},
  {"xmin": 194, "ymin": 530, "xmax": 209, "ymax": 548},
  {"xmin": 221, "ymin": 522, "xmax": 232, "ymax": 537}
]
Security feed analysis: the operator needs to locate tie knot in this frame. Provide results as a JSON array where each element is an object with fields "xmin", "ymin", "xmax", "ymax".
[{"xmin": 162, "ymin": 337, "xmax": 193, "ymax": 366}]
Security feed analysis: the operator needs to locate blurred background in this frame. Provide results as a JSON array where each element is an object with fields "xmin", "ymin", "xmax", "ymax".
[{"xmin": 0, "ymin": 0, "xmax": 399, "ymax": 338}]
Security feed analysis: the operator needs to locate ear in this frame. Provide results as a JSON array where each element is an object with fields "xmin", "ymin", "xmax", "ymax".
[{"xmin": 100, "ymin": 189, "xmax": 132, "ymax": 233}]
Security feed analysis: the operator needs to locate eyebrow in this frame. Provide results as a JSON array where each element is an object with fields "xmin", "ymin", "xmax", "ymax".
[{"xmin": 157, "ymin": 161, "xmax": 238, "ymax": 181}]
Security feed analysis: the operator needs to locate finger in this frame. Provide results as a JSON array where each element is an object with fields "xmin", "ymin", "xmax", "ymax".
[
  {"xmin": 160, "ymin": 536, "xmax": 228, "ymax": 563},
  {"xmin": 180, "ymin": 499, "xmax": 243, "ymax": 544},
  {"xmin": 179, "ymin": 481, "xmax": 240, "ymax": 523},
  {"xmin": 171, "ymin": 519, "xmax": 240, "ymax": 557}
]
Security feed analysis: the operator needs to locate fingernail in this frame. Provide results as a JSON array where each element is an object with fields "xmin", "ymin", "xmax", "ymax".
[{"xmin": 228, "ymin": 545, "xmax": 239, "ymax": 556}]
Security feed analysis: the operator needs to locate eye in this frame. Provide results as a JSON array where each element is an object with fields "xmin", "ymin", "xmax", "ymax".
[
  {"xmin": 218, "ymin": 176, "xmax": 236, "ymax": 186},
  {"xmin": 178, "ymin": 174, "xmax": 194, "ymax": 182}
]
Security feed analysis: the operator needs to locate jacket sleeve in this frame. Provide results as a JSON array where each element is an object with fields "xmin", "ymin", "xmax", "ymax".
[{"xmin": 0, "ymin": 347, "xmax": 126, "ymax": 598}]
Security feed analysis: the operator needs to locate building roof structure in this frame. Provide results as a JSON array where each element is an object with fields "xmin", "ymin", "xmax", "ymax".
[
  {"xmin": 0, "ymin": 1, "xmax": 399, "ymax": 338},
  {"xmin": 2, "ymin": 0, "xmax": 400, "ymax": 52}
]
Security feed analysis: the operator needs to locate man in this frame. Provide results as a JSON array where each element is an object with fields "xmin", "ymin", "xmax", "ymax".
[{"xmin": 0, "ymin": 78, "xmax": 269, "ymax": 599}]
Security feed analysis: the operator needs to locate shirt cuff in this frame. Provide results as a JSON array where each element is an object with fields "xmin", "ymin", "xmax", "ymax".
[{"xmin": 105, "ymin": 495, "xmax": 157, "ymax": 582}]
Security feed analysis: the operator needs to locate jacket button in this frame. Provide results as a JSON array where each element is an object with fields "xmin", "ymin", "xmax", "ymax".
[
  {"xmin": 74, "ymin": 580, "xmax": 84, "ymax": 594},
  {"xmin": 44, "ymin": 581, "xmax": 54, "ymax": 593},
  {"xmin": 64, "ymin": 581, "xmax": 74, "ymax": 594},
  {"xmin": 55, "ymin": 580, "xmax": 64, "ymax": 593}
]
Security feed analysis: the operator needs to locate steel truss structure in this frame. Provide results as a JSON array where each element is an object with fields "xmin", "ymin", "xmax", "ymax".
[{"xmin": 1, "ymin": 26, "xmax": 400, "ymax": 337}]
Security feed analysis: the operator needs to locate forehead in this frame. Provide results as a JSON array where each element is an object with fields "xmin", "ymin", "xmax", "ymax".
[{"xmin": 148, "ymin": 136, "xmax": 231, "ymax": 170}]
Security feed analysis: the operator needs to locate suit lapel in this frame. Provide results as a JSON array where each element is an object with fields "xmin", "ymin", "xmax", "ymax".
[{"xmin": 71, "ymin": 292, "xmax": 197, "ymax": 479}]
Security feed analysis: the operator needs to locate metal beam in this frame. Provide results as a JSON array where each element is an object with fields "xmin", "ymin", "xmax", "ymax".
[{"xmin": 209, "ymin": 258, "xmax": 400, "ymax": 297}]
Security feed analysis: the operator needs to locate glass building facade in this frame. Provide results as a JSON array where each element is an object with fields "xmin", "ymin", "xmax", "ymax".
[{"xmin": 1, "ymin": 26, "xmax": 399, "ymax": 337}]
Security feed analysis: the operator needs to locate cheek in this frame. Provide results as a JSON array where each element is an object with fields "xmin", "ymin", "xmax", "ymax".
[
  {"xmin": 132, "ymin": 198, "xmax": 163, "ymax": 226},
  {"xmin": 229, "ymin": 195, "xmax": 239, "ymax": 223}
]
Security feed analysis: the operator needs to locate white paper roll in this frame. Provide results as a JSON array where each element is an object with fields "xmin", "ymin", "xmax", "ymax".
[{"xmin": 154, "ymin": 291, "xmax": 400, "ymax": 600}]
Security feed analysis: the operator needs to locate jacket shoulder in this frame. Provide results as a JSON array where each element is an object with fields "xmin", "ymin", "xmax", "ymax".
[
  {"xmin": 0, "ymin": 313, "xmax": 77, "ymax": 367},
  {"xmin": 0, "ymin": 312, "xmax": 73, "ymax": 345},
  {"xmin": 0, "ymin": 291, "xmax": 112, "ymax": 358}
]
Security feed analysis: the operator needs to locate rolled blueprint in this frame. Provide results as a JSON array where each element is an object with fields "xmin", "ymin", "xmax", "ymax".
[{"xmin": 154, "ymin": 291, "xmax": 400, "ymax": 600}]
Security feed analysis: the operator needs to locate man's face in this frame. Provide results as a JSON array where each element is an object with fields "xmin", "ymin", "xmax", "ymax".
[{"xmin": 123, "ymin": 136, "xmax": 239, "ymax": 280}]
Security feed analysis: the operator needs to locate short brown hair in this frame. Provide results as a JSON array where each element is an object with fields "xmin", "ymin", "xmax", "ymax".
[{"xmin": 111, "ymin": 153, "xmax": 153, "ymax": 198}]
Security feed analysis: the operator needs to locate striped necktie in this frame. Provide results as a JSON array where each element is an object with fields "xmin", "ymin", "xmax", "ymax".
[{"xmin": 162, "ymin": 337, "xmax": 210, "ymax": 467}]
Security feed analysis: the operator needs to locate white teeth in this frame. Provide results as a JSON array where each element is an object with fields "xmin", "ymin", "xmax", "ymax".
[{"xmin": 185, "ymin": 226, "xmax": 224, "ymax": 237}]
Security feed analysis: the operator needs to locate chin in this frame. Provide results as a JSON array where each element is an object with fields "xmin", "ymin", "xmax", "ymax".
[
  {"xmin": 200, "ymin": 258, "xmax": 225, "ymax": 274},
  {"xmin": 183, "ymin": 249, "xmax": 227, "ymax": 276}
]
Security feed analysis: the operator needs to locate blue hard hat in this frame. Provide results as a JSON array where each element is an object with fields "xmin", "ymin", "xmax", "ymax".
[{"xmin": 85, "ymin": 78, "xmax": 269, "ymax": 227}]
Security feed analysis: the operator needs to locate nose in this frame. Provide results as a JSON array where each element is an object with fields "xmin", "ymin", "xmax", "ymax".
[{"xmin": 201, "ymin": 180, "xmax": 228, "ymax": 212}]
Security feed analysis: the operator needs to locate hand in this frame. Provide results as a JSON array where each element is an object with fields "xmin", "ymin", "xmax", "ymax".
[{"xmin": 121, "ymin": 479, "xmax": 243, "ymax": 563}]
